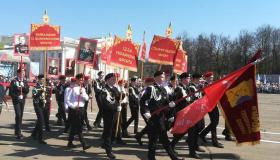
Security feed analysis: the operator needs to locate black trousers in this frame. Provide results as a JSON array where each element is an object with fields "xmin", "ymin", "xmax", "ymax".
[
  {"xmin": 147, "ymin": 115, "xmax": 178, "ymax": 160},
  {"xmin": 200, "ymin": 106, "xmax": 219, "ymax": 141},
  {"xmin": 94, "ymin": 96, "xmax": 103, "ymax": 125},
  {"xmin": 57, "ymin": 101, "xmax": 67, "ymax": 123},
  {"xmin": 121, "ymin": 103, "xmax": 128, "ymax": 133},
  {"xmin": 124, "ymin": 104, "xmax": 139, "ymax": 133},
  {"xmin": 32, "ymin": 103, "xmax": 45, "ymax": 141},
  {"xmin": 171, "ymin": 120, "xmax": 203, "ymax": 155},
  {"xmin": 68, "ymin": 108, "xmax": 87, "ymax": 146},
  {"xmin": 84, "ymin": 101, "xmax": 91, "ymax": 127},
  {"xmin": 43, "ymin": 102, "xmax": 51, "ymax": 130},
  {"xmin": 12, "ymin": 99, "xmax": 25, "ymax": 136},
  {"xmin": 102, "ymin": 109, "xmax": 116, "ymax": 152}
]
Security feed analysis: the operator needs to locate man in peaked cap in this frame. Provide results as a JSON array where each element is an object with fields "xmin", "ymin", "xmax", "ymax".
[
  {"xmin": 140, "ymin": 70, "xmax": 184, "ymax": 160},
  {"xmin": 100, "ymin": 73, "xmax": 121, "ymax": 159}
]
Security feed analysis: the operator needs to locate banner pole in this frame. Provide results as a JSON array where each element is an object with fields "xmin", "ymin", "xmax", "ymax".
[
  {"xmin": 20, "ymin": 55, "xmax": 23, "ymax": 96},
  {"xmin": 115, "ymin": 68, "xmax": 125, "ymax": 138},
  {"xmin": 43, "ymin": 49, "xmax": 47, "ymax": 108},
  {"xmin": 141, "ymin": 61, "xmax": 144, "ymax": 80}
]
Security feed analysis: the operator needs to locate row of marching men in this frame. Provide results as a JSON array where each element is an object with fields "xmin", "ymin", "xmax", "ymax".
[{"xmin": 8, "ymin": 67, "xmax": 234, "ymax": 160}]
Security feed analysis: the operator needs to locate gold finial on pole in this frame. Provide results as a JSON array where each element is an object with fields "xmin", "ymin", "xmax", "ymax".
[
  {"xmin": 165, "ymin": 22, "xmax": 172, "ymax": 38},
  {"xmin": 126, "ymin": 24, "xmax": 132, "ymax": 41},
  {"xmin": 43, "ymin": 9, "xmax": 50, "ymax": 24}
]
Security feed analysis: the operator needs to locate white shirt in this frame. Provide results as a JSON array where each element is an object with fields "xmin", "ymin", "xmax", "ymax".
[{"xmin": 65, "ymin": 85, "xmax": 89, "ymax": 109}]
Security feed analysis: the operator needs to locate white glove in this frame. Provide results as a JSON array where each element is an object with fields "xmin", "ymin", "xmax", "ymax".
[
  {"xmin": 169, "ymin": 101, "xmax": 176, "ymax": 108},
  {"xmin": 117, "ymin": 106, "xmax": 122, "ymax": 112},
  {"xmin": 18, "ymin": 95, "xmax": 23, "ymax": 99},
  {"xmin": 20, "ymin": 82, "xmax": 24, "ymax": 87},
  {"xmin": 43, "ymin": 88, "xmax": 46, "ymax": 92},
  {"xmin": 185, "ymin": 97, "xmax": 191, "ymax": 102},
  {"xmin": 50, "ymin": 98, "xmax": 53, "ymax": 101},
  {"xmin": 143, "ymin": 112, "xmax": 151, "ymax": 119},
  {"xmin": 168, "ymin": 117, "xmax": 175, "ymax": 122},
  {"xmin": 43, "ymin": 100, "xmax": 47, "ymax": 104},
  {"xmin": 195, "ymin": 92, "xmax": 200, "ymax": 97},
  {"xmin": 16, "ymin": 82, "xmax": 20, "ymax": 87}
]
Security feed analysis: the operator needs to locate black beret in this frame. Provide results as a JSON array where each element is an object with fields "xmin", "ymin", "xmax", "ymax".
[
  {"xmin": 153, "ymin": 71, "xmax": 164, "ymax": 77},
  {"xmin": 75, "ymin": 73, "xmax": 84, "ymax": 79},
  {"xmin": 130, "ymin": 76, "xmax": 138, "ymax": 82},
  {"xmin": 179, "ymin": 72, "xmax": 191, "ymax": 80},
  {"xmin": 97, "ymin": 71, "xmax": 104, "ymax": 76},
  {"xmin": 38, "ymin": 74, "xmax": 44, "ymax": 79},
  {"xmin": 105, "ymin": 73, "xmax": 115, "ymax": 81},
  {"xmin": 170, "ymin": 75, "xmax": 176, "ymax": 81},
  {"xmin": 59, "ymin": 75, "xmax": 66, "ymax": 80},
  {"xmin": 192, "ymin": 73, "xmax": 202, "ymax": 79}
]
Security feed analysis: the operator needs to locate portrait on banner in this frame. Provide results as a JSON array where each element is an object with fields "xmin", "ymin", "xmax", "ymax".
[
  {"xmin": 77, "ymin": 38, "xmax": 97, "ymax": 65},
  {"xmin": 14, "ymin": 34, "xmax": 30, "ymax": 56},
  {"xmin": 65, "ymin": 58, "xmax": 75, "ymax": 77},
  {"xmin": 48, "ymin": 58, "xmax": 59, "ymax": 77}
]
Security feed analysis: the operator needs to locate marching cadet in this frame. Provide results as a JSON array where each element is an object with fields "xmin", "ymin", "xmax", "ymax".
[
  {"xmin": 93, "ymin": 71, "xmax": 105, "ymax": 128},
  {"xmin": 111, "ymin": 79, "xmax": 127, "ymax": 144},
  {"xmin": 123, "ymin": 76, "xmax": 140, "ymax": 135},
  {"xmin": 55, "ymin": 75, "xmax": 68, "ymax": 127},
  {"xmin": 65, "ymin": 74, "xmax": 91, "ymax": 151},
  {"xmin": 135, "ymin": 77, "xmax": 154, "ymax": 145},
  {"xmin": 43, "ymin": 78, "xmax": 54, "ymax": 132},
  {"xmin": 170, "ymin": 72, "xmax": 205, "ymax": 159},
  {"xmin": 100, "ymin": 73, "xmax": 121, "ymax": 159},
  {"xmin": 63, "ymin": 77, "xmax": 76, "ymax": 133},
  {"xmin": 140, "ymin": 71, "xmax": 184, "ymax": 160},
  {"xmin": 187, "ymin": 73, "xmax": 206, "ymax": 158},
  {"xmin": 83, "ymin": 76, "xmax": 93, "ymax": 131},
  {"xmin": 30, "ymin": 74, "xmax": 48, "ymax": 144},
  {"xmin": 9, "ymin": 68, "xmax": 29, "ymax": 140},
  {"xmin": 199, "ymin": 72, "xmax": 224, "ymax": 148}
]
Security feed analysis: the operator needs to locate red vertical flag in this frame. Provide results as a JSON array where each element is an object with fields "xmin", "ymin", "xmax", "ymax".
[{"xmin": 173, "ymin": 47, "xmax": 188, "ymax": 74}]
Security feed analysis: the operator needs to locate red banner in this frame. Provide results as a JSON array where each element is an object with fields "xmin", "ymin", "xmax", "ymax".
[
  {"xmin": 171, "ymin": 62, "xmax": 260, "ymax": 145},
  {"xmin": 219, "ymin": 65, "xmax": 260, "ymax": 145},
  {"xmin": 110, "ymin": 36, "xmax": 140, "ymax": 72},
  {"xmin": 148, "ymin": 35, "xmax": 180, "ymax": 65},
  {"xmin": 30, "ymin": 24, "xmax": 61, "ymax": 51},
  {"xmin": 140, "ymin": 41, "xmax": 146, "ymax": 62},
  {"xmin": 173, "ymin": 49, "xmax": 188, "ymax": 74},
  {"xmin": 14, "ymin": 34, "xmax": 30, "ymax": 56}
]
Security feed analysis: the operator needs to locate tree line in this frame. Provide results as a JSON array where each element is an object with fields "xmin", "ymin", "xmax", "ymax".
[{"xmin": 181, "ymin": 25, "xmax": 280, "ymax": 77}]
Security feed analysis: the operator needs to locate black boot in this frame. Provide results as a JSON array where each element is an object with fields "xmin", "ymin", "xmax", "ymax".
[
  {"xmin": 190, "ymin": 152, "xmax": 201, "ymax": 159},
  {"xmin": 212, "ymin": 132, "xmax": 224, "ymax": 148},
  {"xmin": 135, "ymin": 133, "xmax": 143, "ymax": 145},
  {"xmin": 67, "ymin": 142, "xmax": 76, "ymax": 148},
  {"xmin": 106, "ymin": 150, "xmax": 116, "ymax": 159}
]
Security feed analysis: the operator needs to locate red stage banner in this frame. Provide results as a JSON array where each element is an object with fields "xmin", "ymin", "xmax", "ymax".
[
  {"xmin": 173, "ymin": 49, "xmax": 188, "ymax": 74},
  {"xmin": 30, "ymin": 24, "xmax": 61, "ymax": 51},
  {"xmin": 47, "ymin": 57, "xmax": 59, "ymax": 78},
  {"xmin": 172, "ymin": 62, "xmax": 260, "ymax": 146},
  {"xmin": 110, "ymin": 36, "xmax": 140, "ymax": 72},
  {"xmin": 14, "ymin": 34, "xmax": 30, "ymax": 56},
  {"xmin": 219, "ymin": 65, "xmax": 260, "ymax": 145},
  {"xmin": 76, "ymin": 38, "xmax": 97, "ymax": 66},
  {"xmin": 148, "ymin": 35, "xmax": 180, "ymax": 65}
]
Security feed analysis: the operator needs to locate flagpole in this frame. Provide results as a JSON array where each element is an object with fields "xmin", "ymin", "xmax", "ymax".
[{"xmin": 115, "ymin": 68, "xmax": 125, "ymax": 138}]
